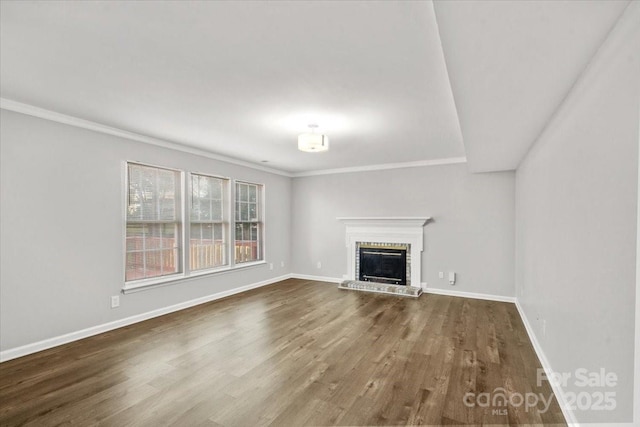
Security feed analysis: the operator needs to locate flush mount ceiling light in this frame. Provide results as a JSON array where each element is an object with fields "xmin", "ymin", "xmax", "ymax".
[{"xmin": 298, "ymin": 124, "xmax": 329, "ymax": 153}]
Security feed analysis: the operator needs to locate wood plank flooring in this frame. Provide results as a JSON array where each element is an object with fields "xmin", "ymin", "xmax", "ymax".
[{"xmin": 0, "ymin": 279, "xmax": 566, "ymax": 426}]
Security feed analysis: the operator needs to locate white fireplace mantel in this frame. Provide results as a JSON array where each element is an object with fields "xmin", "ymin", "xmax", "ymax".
[
  {"xmin": 338, "ymin": 217, "xmax": 431, "ymax": 288},
  {"xmin": 337, "ymin": 217, "xmax": 430, "ymax": 228}
]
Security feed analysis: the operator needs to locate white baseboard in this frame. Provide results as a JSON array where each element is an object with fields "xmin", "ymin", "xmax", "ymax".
[
  {"xmin": 424, "ymin": 286, "xmax": 516, "ymax": 303},
  {"xmin": 515, "ymin": 300, "xmax": 579, "ymax": 426},
  {"xmin": 0, "ymin": 274, "xmax": 293, "ymax": 363},
  {"xmin": 290, "ymin": 273, "xmax": 343, "ymax": 283}
]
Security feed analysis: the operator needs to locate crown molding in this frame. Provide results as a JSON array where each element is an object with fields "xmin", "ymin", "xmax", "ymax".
[
  {"xmin": 1, "ymin": 98, "xmax": 467, "ymax": 178},
  {"xmin": 291, "ymin": 157, "xmax": 467, "ymax": 177},
  {"xmin": 0, "ymin": 98, "xmax": 293, "ymax": 177}
]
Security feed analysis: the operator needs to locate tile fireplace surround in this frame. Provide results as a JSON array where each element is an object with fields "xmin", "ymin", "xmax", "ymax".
[{"xmin": 337, "ymin": 217, "xmax": 430, "ymax": 292}]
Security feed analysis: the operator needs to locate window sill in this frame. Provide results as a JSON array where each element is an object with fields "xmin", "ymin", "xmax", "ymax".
[{"xmin": 122, "ymin": 260, "xmax": 266, "ymax": 294}]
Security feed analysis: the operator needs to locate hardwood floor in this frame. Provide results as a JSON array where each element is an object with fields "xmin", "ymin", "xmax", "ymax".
[{"xmin": 0, "ymin": 279, "xmax": 566, "ymax": 426}]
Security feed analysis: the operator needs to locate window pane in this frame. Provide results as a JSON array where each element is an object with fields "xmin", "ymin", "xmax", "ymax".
[
  {"xmin": 234, "ymin": 182, "xmax": 263, "ymax": 264},
  {"xmin": 127, "ymin": 164, "xmax": 177, "ymax": 222},
  {"xmin": 140, "ymin": 167, "xmax": 156, "ymax": 220},
  {"xmin": 146, "ymin": 224, "xmax": 162, "ymax": 249},
  {"xmin": 199, "ymin": 200, "xmax": 211, "ymax": 220},
  {"xmin": 212, "ymin": 200, "xmax": 222, "ymax": 221},
  {"xmin": 250, "ymin": 223, "xmax": 258, "ymax": 241},
  {"xmin": 213, "ymin": 224, "xmax": 225, "ymax": 266},
  {"xmin": 190, "ymin": 176, "xmax": 200, "ymax": 221},
  {"xmin": 189, "ymin": 174, "xmax": 229, "ymax": 271},
  {"xmin": 252, "ymin": 237, "xmax": 258, "ymax": 259},
  {"xmin": 191, "ymin": 223, "xmax": 226, "ymax": 271},
  {"xmin": 202, "ymin": 223, "xmax": 213, "ymax": 240},
  {"xmin": 126, "ymin": 224, "xmax": 144, "ymax": 251},
  {"xmin": 214, "ymin": 223, "xmax": 223, "ymax": 241},
  {"xmin": 190, "ymin": 224, "xmax": 205, "ymax": 270},
  {"xmin": 211, "ymin": 179, "xmax": 222, "ymax": 199},
  {"xmin": 190, "ymin": 224, "xmax": 202, "ymax": 270},
  {"xmin": 162, "ymin": 224, "xmax": 176, "ymax": 249},
  {"xmin": 242, "ymin": 223, "xmax": 249, "ymax": 241},
  {"xmin": 126, "ymin": 163, "xmax": 181, "ymax": 282},
  {"xmin": 235, "ymin": 223, "xmax": 242, "ymax": 241},
  {"xmin": 125, "ymin": 252, "xmax": 144, "ymax": 281},
  {"xmin": 164, "ymin": 249, "xmax": 177, "ymax": 274},
  {"xmin": 157, "ymin": 169, "xmax": 176, "ymax": 221},
  {"xmin": 127, "ymin": 166, "xmax": 142, "ymax": 220},
  {"xmin": 239, "ymin": 202, "xmax": 247, "ymax": 221},
  {"xmin": 192, "ymin": 174, "xmax": 227, "ymax": 219},
  {"xmin": 191, "ymin": 174, "xmax": 200, "ymax": 197},
  {"xmin": 190, "ymin": 223, "xmax": 203, "ymax": 242},
  {"xmin": 144, "ymin": 250, "xmax": 161, "ymax": 277},
  {"xmin": 198, "ymin": 175, "xmax": 211, "ymax": 199},
  {"xmin": 192, "ymin": 200, "xmax": 200, "ymax": 221}
]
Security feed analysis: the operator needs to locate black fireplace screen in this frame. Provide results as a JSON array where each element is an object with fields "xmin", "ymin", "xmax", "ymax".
[{"xmin": 358, "ymin": 247, "xmax": 407, "ymax": 285}]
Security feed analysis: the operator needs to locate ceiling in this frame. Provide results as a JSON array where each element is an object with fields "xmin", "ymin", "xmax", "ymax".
[
  {"xmin": 0, "ymin": 1, "xmax": 631, "ymax": 175},
  {"xmin": 433, "ymin": 0, "xmax": 631, "ymax": 173}
]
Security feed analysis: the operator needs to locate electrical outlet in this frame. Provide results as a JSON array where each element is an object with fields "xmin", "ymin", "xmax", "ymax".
[
  {"xmin": 269, "ymin": 263, "xmax": 274, "ymax": 271},
  {"xmin": 111, "ymin": 295, "xmax": 120, "ymax": 309},
  {"xmin": 438, "ymin": 272, "xmax": 444, "ymax": 279},
  {"xmin": 280, "ymin": 261, "xmax": 285, "ymax": 268},
  {"xmin": 316, "ymin": 261, "xmax": 322, "ymax": 269}
]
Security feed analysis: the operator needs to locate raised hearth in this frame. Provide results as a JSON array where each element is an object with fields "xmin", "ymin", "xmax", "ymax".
[
  {"xmin": 338, "ymin": 217, "xmax": 430, "ymax": 295},
  {"xmin": 339, "ymin": 280, "xmax": 422, "ymax": 297}
]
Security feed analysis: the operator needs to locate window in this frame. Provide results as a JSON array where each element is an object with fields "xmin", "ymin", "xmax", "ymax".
[
  {"xmin": 234, "ymin": 181, "xmax": 263, "ymax": 263},
  {"xmin": 126, "ymin": 163, "xmax": 181, "ymax": 281},
  {"xmin": 124, "ymin": 162, "xmax": 266, "ymax": 289},
  {"xmin": 190, "ymin": 174, "xmax": 229, "ymax": 271}
]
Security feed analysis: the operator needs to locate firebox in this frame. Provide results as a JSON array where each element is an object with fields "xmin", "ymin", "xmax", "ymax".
[{"xmin": 356, "ymin": 243, "xmax": 409, "ymax": 286}]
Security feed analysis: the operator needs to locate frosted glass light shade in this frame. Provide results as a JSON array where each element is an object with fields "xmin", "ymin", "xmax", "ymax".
[{"xmin": 298, "ymin": 133, "xmax": 329, "ymax": 152}]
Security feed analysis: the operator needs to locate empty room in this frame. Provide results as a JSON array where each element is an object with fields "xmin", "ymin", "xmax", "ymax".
[{"xmin": 0, "ymin": 1, "xmax": 638, "ymax": 426}]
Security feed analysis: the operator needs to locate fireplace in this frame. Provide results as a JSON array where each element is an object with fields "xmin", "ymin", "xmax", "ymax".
[
  {"xmin": 357, "ymin": 243, "xmax": 409, "ymax": 285},
  {"xmin": 337, "ymin": 217, "xmax": 430, "ymax": 297}
]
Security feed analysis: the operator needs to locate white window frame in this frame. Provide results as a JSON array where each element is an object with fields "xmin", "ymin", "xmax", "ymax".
[
  {"xmin": 233, "ymin": 180, "xmax": 265, "ymax": 265},
  {"xmin": 123, "ymin": 161, "xmax": 184, "ymax": 287},
  {"xmin": 122, "ymin": 162, "xmax": 266, "ymax": 294},
  {"xmin": 187, "ymin": 172, "xmax": 230, "ymax": 274}
]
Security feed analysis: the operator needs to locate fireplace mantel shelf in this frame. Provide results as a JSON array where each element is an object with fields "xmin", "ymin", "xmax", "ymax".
[{"xmin": 337, "ymin": 217, "xmax": 431, "ymax": 227}]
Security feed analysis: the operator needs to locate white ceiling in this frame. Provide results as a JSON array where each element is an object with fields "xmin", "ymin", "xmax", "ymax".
[
  {"xmin": 433, "ymin": 0, "xmax": 630, "ymax": 172},
  {"xmin": 0, "ymin": 1, "xmax": 463, "ymax": 174},
  {"xmin": 0, "ymin": 1, "xmax": 631, "ymax": 174}
]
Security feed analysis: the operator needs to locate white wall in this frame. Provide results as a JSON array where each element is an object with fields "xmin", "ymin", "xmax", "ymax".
[
  {"xmin": 291, "ymin": 164, "xmax": 515, "ymax": 297},
  {"xmin": 515, "ymin": 4, "xmax": 639, "ymax": 423},
  {"xmin": 0, "ymin": 109, "xmax": 292, "ymax": 352}
]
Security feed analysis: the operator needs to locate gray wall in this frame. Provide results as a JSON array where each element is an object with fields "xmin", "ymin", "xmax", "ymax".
[
  {"xmin": 291, "ymin": 164, "xmax": 515, "ymax": 297},
  {"xmin": 0, "ymin": 109, "xmax": 292, "ymax": 352},
  {"xmin": 515, "ymin": 6, "xmax": 639, "ymax": 422}
]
